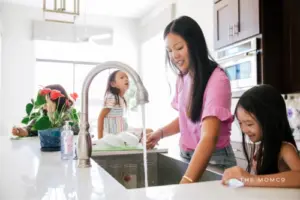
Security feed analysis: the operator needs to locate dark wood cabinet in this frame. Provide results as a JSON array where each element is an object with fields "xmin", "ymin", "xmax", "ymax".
[
  {"xmin": 214, "ymin": 0, "xmax": 300, "ymax": 94},
  {"xmin": 282, "ymin": 0, "xmax": 300, "ymax": 93},
  {"xmin": 214, "ymin": 0, "xmax": 233, "ymax": 49},
  {"xmin": 233, "ymin": 0, "xmax": 260, "ymax": 42},
  {"xmin": 214, "ymin": 0, "xmax": 260, "ymax": 49},
  {"xmin": 260, "ymin": 0, "xmax": 300, "ymax": 94}
]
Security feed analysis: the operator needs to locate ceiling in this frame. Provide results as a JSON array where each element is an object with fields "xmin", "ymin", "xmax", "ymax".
[{"xmin": 2, "ymin": 0, "xmax": 163, "ymax": 18}]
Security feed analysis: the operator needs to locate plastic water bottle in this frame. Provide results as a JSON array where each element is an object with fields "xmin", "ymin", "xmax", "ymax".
[{"xmin": 61, "ymin": 121, "xmax": 74, "ymax": 160}]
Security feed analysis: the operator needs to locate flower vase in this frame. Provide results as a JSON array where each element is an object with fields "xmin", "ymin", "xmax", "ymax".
[{"xmin": 38, "ymin": 127, "xmax": 61, "ymax": 152}]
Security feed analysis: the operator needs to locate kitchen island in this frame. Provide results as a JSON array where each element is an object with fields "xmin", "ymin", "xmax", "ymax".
[{"xmin": 0, "ymin": 136, "xmax": 299, "ymax": 200}]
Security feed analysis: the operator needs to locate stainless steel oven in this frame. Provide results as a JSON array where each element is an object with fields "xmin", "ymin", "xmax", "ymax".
[{"xmin": 216, "ymin": 37, "xmax": 261, "ymax": 97}]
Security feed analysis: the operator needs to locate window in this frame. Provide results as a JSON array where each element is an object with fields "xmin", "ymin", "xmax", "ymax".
[
  {"xmin": 35, "ymin": 61, "xmax": 113, "ymax": 135},
  {"xmin": 35, "ymin": 40, "xmax": 112, "ymax": 63},
  {"xmin": 35, "ymin": 40, "xmax": 139, "ymax": 136},
  {"xmin": 141, "ymin": 33, "xmax": 177, "ymax": 130}
]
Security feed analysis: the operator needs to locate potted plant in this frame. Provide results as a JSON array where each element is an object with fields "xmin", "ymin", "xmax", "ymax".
[{"xmin": 21, "ymin": 87, "xmax": 79, "ymax": 151}]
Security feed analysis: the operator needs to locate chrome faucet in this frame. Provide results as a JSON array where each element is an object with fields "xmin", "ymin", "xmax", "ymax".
[{"xmin": 77, "ymin": 61, "xmax": 149, "ymax": 168}]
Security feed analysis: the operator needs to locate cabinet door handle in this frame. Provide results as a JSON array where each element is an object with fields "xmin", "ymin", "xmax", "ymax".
[
  {"xmin": 228, "ymin": 25, "xmax": 233, "ymax": 39},
  {"xmin": 234, "ymin": 23, "xmax": 240, "ymax": 35}
]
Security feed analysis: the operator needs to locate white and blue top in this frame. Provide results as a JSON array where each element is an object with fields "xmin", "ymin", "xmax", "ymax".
[{"xmin": 103, "ymin": 92, "xmax": 128, "ymax": 134}]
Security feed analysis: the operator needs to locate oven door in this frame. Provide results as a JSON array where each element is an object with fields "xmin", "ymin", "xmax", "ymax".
[
  {"xmin": 220, "ymin": 52, "xmax": 258, "ymax": 96},
  {"xmin": 216, "ymin": 37, "xmax": 260, "ymax": 97}
]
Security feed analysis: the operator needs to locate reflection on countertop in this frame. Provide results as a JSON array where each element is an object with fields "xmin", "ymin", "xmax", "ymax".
[{"xmin": 1, "ymin": 136, "xmax": 300, "ymax": 200}]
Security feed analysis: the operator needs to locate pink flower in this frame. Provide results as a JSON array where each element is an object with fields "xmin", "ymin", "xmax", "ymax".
[
  {"xmin": 40, "ymin": 88, "xmax": 51, "ymax": 96},
  {"xmin": 50, "ymin": 90, "xmax": 65, "ymax": 100},
  {"xmin": 70, "ymin": 92, "xmax": 78, "ymax": 101}
]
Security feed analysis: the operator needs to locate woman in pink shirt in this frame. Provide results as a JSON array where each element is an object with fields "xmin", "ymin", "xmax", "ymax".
[{"xmin": 146, "ymin": 16, "xmax": 237, "ymax": 184}]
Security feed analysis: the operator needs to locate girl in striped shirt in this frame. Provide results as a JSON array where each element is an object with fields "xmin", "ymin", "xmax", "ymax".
[{"xmin": 97, "ymin": 70, "xmax": 152, "ymax": 139}]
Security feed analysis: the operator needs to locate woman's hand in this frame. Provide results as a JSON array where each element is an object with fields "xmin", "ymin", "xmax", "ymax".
[
  {"xmin": 221, "ymin": 166, "xmax": 253, "ymax": 185},
  {"xmin": 146, "ymin": 130, "xmax": 162, "ymax": 149},
  {"xmin": 11, "ymin": 127, "xmax": 29, "ymax": 137}
]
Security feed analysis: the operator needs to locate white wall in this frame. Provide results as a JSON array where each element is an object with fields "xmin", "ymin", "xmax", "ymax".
[
  {"xmin": 176, "ymin": 0, "xmax": 214, "ymax": 53},
  {"xmin": 0, "ymin": 3, "xmax": 139, "ymax": 135},
  {"xmin": 139, "ymin": 0, "xmax": 214, "ymax": 51},
  {"xmin": 0, "ymin": 4, "xmax": 38, "ymax": 136},
  {"xmin": 0, "ymin": 12, "xmax": 2, "ymax": 133}
]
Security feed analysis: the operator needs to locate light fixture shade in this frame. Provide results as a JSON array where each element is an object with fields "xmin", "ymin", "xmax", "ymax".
[{"xmin": 43, "ymin": 0, "xmax": 80, "ymax": 24}]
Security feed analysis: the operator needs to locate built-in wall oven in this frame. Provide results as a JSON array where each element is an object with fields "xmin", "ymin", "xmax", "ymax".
[{"xmin": 216, "ymin": 37, "xmax": 261, "ymax": 97}]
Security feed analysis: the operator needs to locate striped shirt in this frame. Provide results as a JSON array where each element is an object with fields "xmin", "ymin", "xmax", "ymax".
[{"xmin": 103, "ymin": 93, "xmax": 128, "ymax": 134}]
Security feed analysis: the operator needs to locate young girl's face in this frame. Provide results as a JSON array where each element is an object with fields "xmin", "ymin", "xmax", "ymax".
[
  {"xmin": 111, "ymin": 71, "xmax": 129, "ymax": 93},
  {"xmin": 165, "ymin": 33, "xmax": 190, "ymax": 74},
  {"xmin": 236, "ymin": 106, "xmax": 262, "ymax": 143}
]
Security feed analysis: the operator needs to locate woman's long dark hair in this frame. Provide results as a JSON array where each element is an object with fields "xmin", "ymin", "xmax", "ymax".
[
  {"xmin": 164, "ymin": 16, "xmax": 218, "ymax": 122},
  {"xmin": 46, "ymin": 84, "xmax": 71, "ymax": 112},
  {"xmin": 105, "ymin": 70, "xmax": 125, "ymax": 106},
  {"xmin": 235, "ymin": 84, "xmax": 297, "ymax": 175}
]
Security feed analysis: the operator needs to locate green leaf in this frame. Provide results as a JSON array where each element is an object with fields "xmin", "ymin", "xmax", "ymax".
[
  {"xmin": 26, "ymin": 103, "xmax": 34, "ymax": 115},
  {"xmin": 34, "ymin": 115, "xmax": 51, "ymax": 130},
  {"xmin": 35, "ymin": 93, "xmax": 46, "ymax": 107},
  {"xmin": 29, "ymin": 112, "xmax": 40, "ymax": 120},
  {"xmin": 70, "ymin": 108, "xmax": 79, "ymax": 122},
  {"xmin": 21, "ymin": 116, "xmax": 30, "ymax": 124}
]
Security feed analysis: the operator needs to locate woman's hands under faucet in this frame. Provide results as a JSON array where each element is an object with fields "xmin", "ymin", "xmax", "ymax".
[{"xmin": 145, "ymin": 130, "xmax": 162, "ymax": 149}]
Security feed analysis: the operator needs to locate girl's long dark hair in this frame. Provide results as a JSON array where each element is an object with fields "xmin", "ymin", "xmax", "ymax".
[
  {"xmin": 235, "ymin": 84, "xmax": 297, "ymax": 175},
  {"xmin": 105, "ymin": 70, "xmax": 125, "ymax": 106},
  {"xmin": 164, "ymin": 16, "xmax": 218, "ymax": 122}
]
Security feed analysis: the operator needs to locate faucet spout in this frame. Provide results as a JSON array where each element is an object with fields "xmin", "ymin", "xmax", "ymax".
[{"xmin": 77, "ymin": 61, "xmax": 149, "ymax": 168}]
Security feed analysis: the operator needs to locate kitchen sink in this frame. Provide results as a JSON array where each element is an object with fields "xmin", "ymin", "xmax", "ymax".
[{"xmin": 92, "ymin": 152, "xmax": 222, "ymax": 189}]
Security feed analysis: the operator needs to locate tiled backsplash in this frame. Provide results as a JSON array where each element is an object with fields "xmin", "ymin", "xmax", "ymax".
[
  {"xmin": 286, "ymin": 93, "xmax": 300, "ymax": 141},
  {"xmin": 230, "ymin": 93, "xmax": 300, "ymax": 142}
]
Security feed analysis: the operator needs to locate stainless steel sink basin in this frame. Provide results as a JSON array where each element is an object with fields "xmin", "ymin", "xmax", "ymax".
[{"xmin": 92, "ymin": 152, "xmax": 222, "ymax": 189}]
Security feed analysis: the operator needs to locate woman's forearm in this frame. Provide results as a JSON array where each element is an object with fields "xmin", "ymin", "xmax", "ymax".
[
  {"xmin": 245, "ymin": 171, "xmax": 300, "ymax": 188},
  {"xmin": 160, "ymin": 117, "xmax": 180, "ymax": 137},
  {"xmin": 181, "ymin": 117, "xmax": 220, "ymax": 183},
  {"xmin": 183, "ymin": 136, "xmax": 217, "ymax": 182}
]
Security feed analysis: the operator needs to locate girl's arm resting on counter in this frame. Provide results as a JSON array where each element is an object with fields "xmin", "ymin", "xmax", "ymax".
[
  {"xmin": 25, "ymin": 120, "xmax": 37, "ymax": 136},
  {"xmin": 223, "ymin": 143, "xmax": 300, "ymax": 188},
  {"xmin": 181, "ymin": 116, "xmax": 220, "ymax": 183},
  {"xmin": 243, "ymin": 142, "xmax": 300, "ymax": 188}
]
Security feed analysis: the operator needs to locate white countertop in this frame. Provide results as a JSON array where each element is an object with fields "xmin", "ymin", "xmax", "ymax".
[{"xmin": 1, "ymin": 136, "xmax": 299, "ymax": 200}]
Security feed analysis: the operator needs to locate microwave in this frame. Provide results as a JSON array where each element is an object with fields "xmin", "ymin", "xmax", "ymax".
[{"xmin": 216, "ymin": 37, "xmax": 261, "ymax": 98}]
